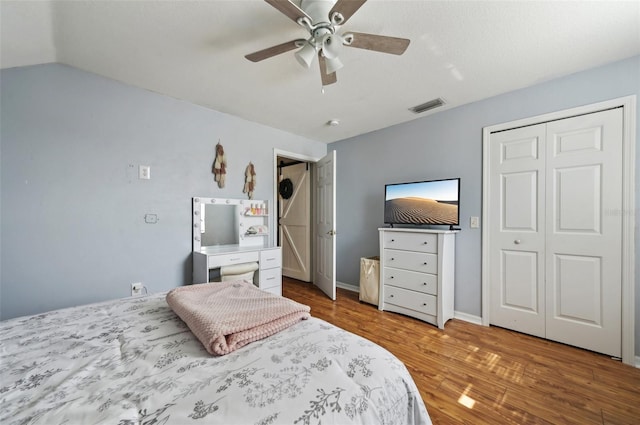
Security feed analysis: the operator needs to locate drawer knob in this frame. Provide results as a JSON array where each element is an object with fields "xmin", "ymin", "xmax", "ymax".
[
  {"xmin": 390, "ymin": 294, "xmax": 394, "ymax": 298},
  {"xmin": 423, "ymin": 303, "xmax": 427, "ymax": 306},
  {"xmin": 390, "ymin": 276, "xmax": 394, "ymax": 279},
  {"xmin": 423, "ymin": 282, "xmax": 427, "ymax": 285},
  {"xmin": 423, "ymin": 262, "xmax": 428, "ymax": 265},
  {"xmin": 423, "ymin": 241, "xmax": 428, "ymax": 245},
  {"xmin": 514, "ymin": 239, "xmax": 521, "ymax": 244},
  {"xmin": 391, "ymin": 258, "xmax": 395, "ymax": 261},
  {"xmin": 391, "ymin": 239, "xmax": 395, "ymax": 242}
]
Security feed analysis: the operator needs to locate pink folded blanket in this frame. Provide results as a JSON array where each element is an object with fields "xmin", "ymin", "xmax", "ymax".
[{"xmin": 166, "ymin": 281, "xmax": 310, "ymax": 355}]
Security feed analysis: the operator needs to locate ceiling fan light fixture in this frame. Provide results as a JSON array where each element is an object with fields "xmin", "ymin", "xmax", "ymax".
[
  {"xmin": 321, "ymin": 34, "xmax": 343, "ymax": 59},
  {"xmin": 295, "ymin": 42, "xmax": 317, "ymax": 68},
  {"xmin": 325, "ymin": 55, "xmax": 343, "ymax": 74}
]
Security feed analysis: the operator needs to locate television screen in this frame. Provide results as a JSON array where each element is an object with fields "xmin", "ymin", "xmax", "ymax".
[{"xmin": 384, "ymin": 178, "xmax": 460, "ymax": 226}]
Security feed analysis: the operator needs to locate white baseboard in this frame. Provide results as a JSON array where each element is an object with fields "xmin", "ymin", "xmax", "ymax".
[
  {"xmin": 336, "ymin": 281, "xmax": 359, "ymax": 293},
  {"xmin": 635, "ymin": 356, "xmax": 640, "ymax": 368},
  {"xmin": 454, "ymin": 311, "xmax": 483, "ymax": 326}
]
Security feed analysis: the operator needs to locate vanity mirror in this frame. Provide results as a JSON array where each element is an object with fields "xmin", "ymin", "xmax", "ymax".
[{"xmin": 192, "ymin": 197, "xmax": 271, "ymax": 252}]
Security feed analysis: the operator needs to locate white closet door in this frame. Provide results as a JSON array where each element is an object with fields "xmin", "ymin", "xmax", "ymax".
[
  {"xmin": 489, "ymin": 124, "xmax": 547, "ymax": 338},
  {"xmin": 489, "ymin": 108, "xmax": 624, "ymax": 357},
  {"xmin": 544, "ymin": 108, "xmax": 623, "ymax": 357}
]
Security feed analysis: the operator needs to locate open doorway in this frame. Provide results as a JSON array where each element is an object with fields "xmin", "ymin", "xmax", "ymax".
[
  {"xmin": 273, "ymin": 149, "xmax": 337, "ymax": 300},
  {"xmin": 277, "ymin": 157, "xmax": 312, "ymax": 282}
]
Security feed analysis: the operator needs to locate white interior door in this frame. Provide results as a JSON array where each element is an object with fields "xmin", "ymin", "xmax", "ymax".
[
  {"xmin": 544, "ymin": 108, "xmax": 623, "ymax": 357},
  {"xmin": 488, "ymin": 108, "xmax": 624, "ymax": 357},
  {"xmin": 489, "ymin": 124, "xmax": 547, "ymax": 338},
  {"xmin": 279, "ymin": 162, "xmax": 311, "ymax": 282},
  {"xmin": 315, "ymin": 151, "xmax": 336, "ymax": 300}
]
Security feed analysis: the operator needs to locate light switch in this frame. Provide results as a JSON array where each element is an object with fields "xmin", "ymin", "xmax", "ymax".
[
  {"xmin": 470, "ymin": 216, "xmax": 479, "ymax": 228},
  {"xmin": 139, "ymin": 165, "xmax": 150, "ymax": 180}
]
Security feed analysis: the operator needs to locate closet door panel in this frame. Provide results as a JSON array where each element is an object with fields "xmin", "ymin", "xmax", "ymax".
[
  {"xmin": 545, "ymin": 108, "xmax": 623, "ymax": 357},
  {"xmin": 489, "ymin": 124, "xmax": 546, "ymax": 338}
]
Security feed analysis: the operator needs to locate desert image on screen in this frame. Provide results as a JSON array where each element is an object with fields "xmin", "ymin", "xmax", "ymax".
[
  {"xmin": 385, "ymin": 180, "xmax": 458, "ymax": 225},
  {"xmin": 385, "ymin": 197, "xmax": 458, "ymax": 224}
]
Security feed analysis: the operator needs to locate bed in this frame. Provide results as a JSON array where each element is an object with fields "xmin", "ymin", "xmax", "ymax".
[{"xmin": 0, "ymin": 288, "xmax": 432, "ymax": 425}]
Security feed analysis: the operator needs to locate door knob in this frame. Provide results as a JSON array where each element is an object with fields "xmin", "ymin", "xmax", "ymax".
[{"xmin": 327, "ymin": 230, "xmax": 336, "ymax": 236}]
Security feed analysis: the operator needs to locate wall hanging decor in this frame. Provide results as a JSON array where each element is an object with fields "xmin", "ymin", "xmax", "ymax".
[
  {"xmin": 279, "ymin": 178, "xmax": 294, "ymax": 199},
  {"xmin": 212, "ymin": 142, "xmax": 227, "ymax": 188},
  {"xmin": 243, "ymin": 162, "xmax": 256, "ymax": 199}
]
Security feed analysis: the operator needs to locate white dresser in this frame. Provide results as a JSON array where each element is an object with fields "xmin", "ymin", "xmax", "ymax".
[{"xmin": 378, "ymin": 228, "xmax": 457, "ymax": 329}]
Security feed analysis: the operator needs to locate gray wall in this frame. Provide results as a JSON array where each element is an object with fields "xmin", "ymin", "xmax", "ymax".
[
  {"xmin": 329, "ymin": 55, "xmax": 640, "ymax": 355},
  {"xmin": 0, "ymin": 63, "xmax": 326, "ymax": 320}
]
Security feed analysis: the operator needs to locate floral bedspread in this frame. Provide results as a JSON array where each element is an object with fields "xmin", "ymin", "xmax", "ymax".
[{"xmin": 0, "ymin": 292, "xmax": 431, "ymax": 425}]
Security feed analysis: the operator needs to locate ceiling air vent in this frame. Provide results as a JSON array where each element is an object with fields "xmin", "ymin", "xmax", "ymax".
[{"xmin": 409, "ymin": 98, "xmax": 445, "ymax": 114}]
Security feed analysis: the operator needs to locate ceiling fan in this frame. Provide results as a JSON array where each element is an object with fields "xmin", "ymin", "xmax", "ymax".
[{"xmin": 245, "ymin": 0, "xmax": 410, "ymax": 86}]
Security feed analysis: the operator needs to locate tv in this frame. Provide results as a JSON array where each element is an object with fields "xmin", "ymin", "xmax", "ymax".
[{"xmin": 384, "ymin": 178, "xmax": 460, "ymax": 227}]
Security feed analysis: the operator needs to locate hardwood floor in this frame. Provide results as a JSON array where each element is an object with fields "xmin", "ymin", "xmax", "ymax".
[{"xmin": 282, "ymin": 278, "xmax": 640, "ymax": 425}]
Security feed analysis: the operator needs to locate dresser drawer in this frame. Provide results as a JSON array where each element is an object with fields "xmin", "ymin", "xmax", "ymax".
[
  {"xmin": 382, "ymin": 232, "xmax": 437, "ymax": 254},
  {"xmin": 384, "ymin": 285, "xmax": 436, "ymax": 316},
  {"xmin": 383, "ymin": 268, "xmax": 437, "ymax": 295},
  {"xmin": 259, "ymin": 248, "xmax": 282, "ymax": 270},
  {"xmin": 208, "ymin": 251, "xmax": 259, "ymax": 268},
  {"xmin": 262, "ymin": 285, "xmax": 282, "ymax": 296},
  {"xmin": 259, "ymin": 267, "xmax": 281, "ymax": 290},
  {"xmin": 383, "ymin": 249, "xmax": 437, "ymax": 274}
]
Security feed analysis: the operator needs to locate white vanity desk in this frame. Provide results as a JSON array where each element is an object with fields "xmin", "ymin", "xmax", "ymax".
[{"xmin": 192, "ymin": 197, "xmax": 282, "ymax": 296}]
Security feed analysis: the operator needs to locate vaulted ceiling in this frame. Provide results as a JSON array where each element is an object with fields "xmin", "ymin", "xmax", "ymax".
[{"xmin": 2, "ymin": 0, "xmax": 639, "ymax": 143}]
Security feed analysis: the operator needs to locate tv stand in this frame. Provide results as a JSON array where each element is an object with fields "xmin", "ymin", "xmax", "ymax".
[{"xmin": 378, "ymin": 228, "xmax": 457, "ymax": 329}]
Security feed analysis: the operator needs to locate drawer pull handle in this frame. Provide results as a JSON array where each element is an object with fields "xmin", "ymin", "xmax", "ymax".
[
  {"xmin": 423, "ymin": 241, "xmax": 428, "ymax": 245},
  {"xmin": 423, "ymin": 303, "xmax": 427, "ymax": 306},
  {"xmin": 390, "ymin": 276, "xmax": 394, "ymax": 279},
  {"xmin": 423, "ymin": 282, "xmax": 427, "ymax": 285},
  {"xmin": 391, "ymin": 258, "xmax": 395, "ymax": 261},
  {"xmin": 514, "ymin": 239, "xmax": 521, "ymax": 245},
  {"xmin": 423, "ymin": 262, "xmax": 428, "ymax": 265},
  {"xmin": 390, "ymin": 294, "xmax": 394, "ymax": 298},
  {"xmin": 266, "ymin": 277, "xmax": 275, "ymax": 280},
  {"xmin": 391, "ymin": 239, "xmax": 395, "ymax": 242}
]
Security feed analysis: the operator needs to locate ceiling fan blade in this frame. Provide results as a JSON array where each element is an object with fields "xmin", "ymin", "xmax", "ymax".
[
  {"xmin": 345, "ymin": 32, "xmax": 410, "ymax": 55},
  {"xmin": 245, "ymin": 40, "xmax": 303, "ymax": 62},
  {"xmin": 329, "ymin": 0, "xmax": 367, "ymax": 25},
  {"xmin": 318, "ymin": 53, "xmax": 337, "ymax": 86},
  {"xmin": 264, "ymin": 0, "xmax": 311, "ymax": 24}
]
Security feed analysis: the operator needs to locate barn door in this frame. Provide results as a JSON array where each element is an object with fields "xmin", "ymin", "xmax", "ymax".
[{"xmin": 279, "ymin": 162, "xmax": 311, "ymax": 282}]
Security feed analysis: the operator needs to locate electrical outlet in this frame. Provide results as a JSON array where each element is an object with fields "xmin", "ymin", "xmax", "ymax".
[
  {"xmin": 131, "ymin": 282, "xmax": 143, "ymax": 296},
  {"xmin": 138, "ymin": 165, "xmax": 150, "ymax": 180}
]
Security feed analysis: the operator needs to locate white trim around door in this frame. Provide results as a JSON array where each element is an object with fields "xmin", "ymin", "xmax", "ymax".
[{"xmin": 481, "ymin": 95, "xmax": 636, "ymax": 365}]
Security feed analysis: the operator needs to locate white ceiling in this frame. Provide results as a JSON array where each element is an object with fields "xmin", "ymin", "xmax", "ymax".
[{"xmin": 2, "ymin": 0, "xmax": 639, "ymax": 143}]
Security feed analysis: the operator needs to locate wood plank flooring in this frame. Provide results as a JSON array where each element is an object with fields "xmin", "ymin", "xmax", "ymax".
[{"xmin": 282, "ymin": 278, "xmax": 640, "ymax": 425}]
